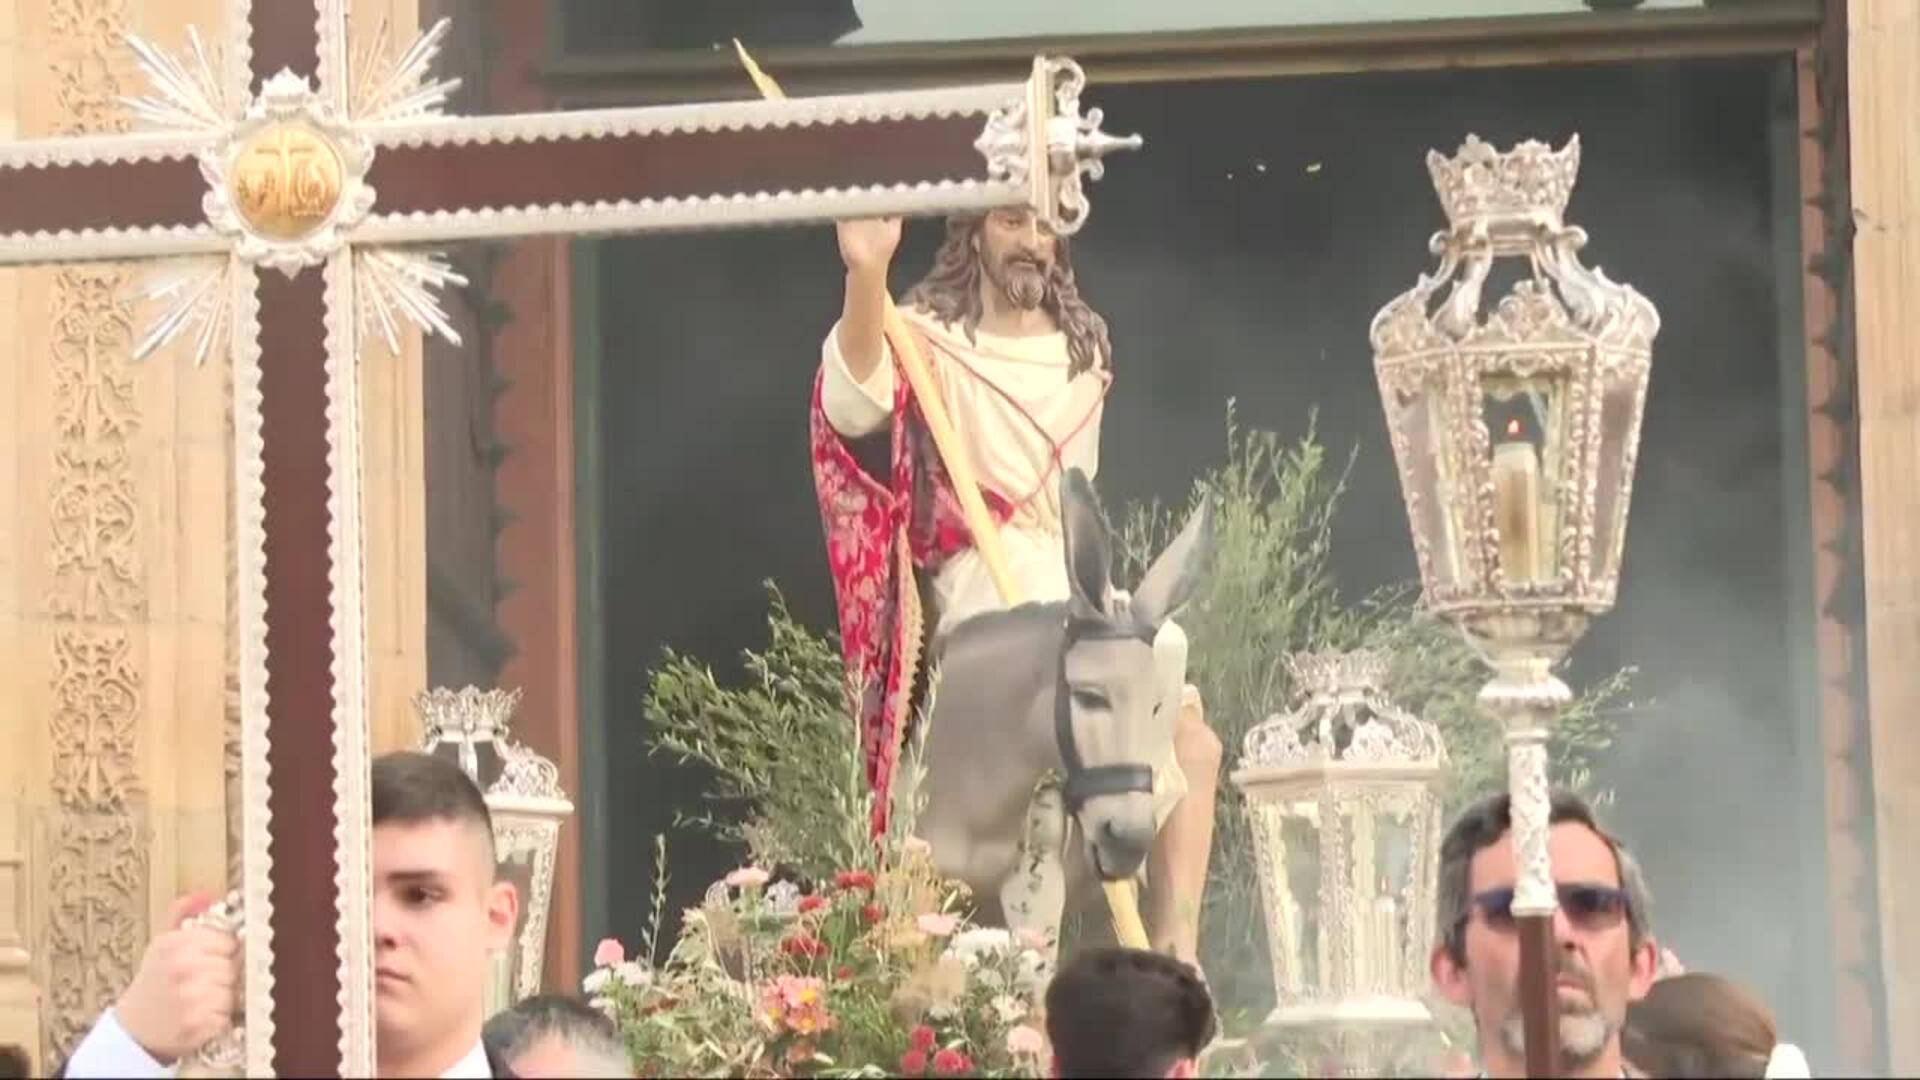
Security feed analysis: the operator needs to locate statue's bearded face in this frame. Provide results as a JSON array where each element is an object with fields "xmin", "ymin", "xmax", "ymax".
[{"xmin": 976, "ymin": 208, "xmax": 1056, "ymax": 310}]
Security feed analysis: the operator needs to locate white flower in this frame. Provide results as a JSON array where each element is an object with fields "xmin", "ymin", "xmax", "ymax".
[
  {"xmin": 582, "ymin": 968, "xmax": 612, "ymax": 994},
  {"xmin": 588, "ymin": 996, "xmax": 616, "ymax": 1019},
  {"xmin": 613, "ymin": 961, "xmax": 651, "ymax": 987},
  {"xmin": 950, "ymin": 927, "xmax": 1015, "ymax": 959},
  {"xmin": 765, "ymin": 880, "xmax": 802, "ymax": 917},
  {"xmin": 1015, "ymin": 949, "xmax": 1050, "ymax": 993},
  {"xmin": 991, "ymin": 994, "xmax": 1026, "ymax": 1024}
]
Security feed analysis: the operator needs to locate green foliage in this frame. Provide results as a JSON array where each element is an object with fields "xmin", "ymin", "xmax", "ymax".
[
  {"xmin": 645, "ymin": 584, "xmax": 879, "ymax": 879},
  {"xmin": 1112, "ymin": 403, "xmax": 1631, "ymax": 1018}
]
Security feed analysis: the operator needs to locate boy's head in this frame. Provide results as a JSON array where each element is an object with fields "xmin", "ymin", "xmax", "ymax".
[
  {"xmin": 483, "ymin": 993, "xmax": 633, "ymax": 1077},
  {"xmin": 1044, "ymin": 947, "xmax": 1216, "ymax": 1078},
  {"xmin": 370, "ymin": 751, "xmax": 518, "ymax": 1068}
]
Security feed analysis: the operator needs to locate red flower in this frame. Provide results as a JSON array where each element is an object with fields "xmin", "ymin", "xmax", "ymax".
[
  {"xmin": 834, "ymin": 965, "xmax": 855, "ymax": 981},
  {"xmin": 931, "ymin": 1048, "xmax": 971, "ymax": 1075},
  {"xmin": 861, "ymin": 902, "xmax": 885, "ymax": 925},
  {"xmin": 899, "ymin": 1049, "xmax": 929, "ymax": 1075},
  {"xmin": 908, "ymin": 1024, "xmax": 938, "ymax": 1052},
  {"xmin": 835, "ymin": 870, "xmax": 876, "ymax": 891},
  {"xmin": 781, "ymin": 934, "xmax": 828, "ymax": 959},
  {"xmin": 797, "ymin": 895, "xmax": 828, "ymax": 915}
]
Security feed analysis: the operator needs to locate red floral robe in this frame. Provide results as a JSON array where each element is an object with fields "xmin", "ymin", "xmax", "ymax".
[{"xmin": 808, "ymin": 355, "xmax": 1013, "ymax": 838}]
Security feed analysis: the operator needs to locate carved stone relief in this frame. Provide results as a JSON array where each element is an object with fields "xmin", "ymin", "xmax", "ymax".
[{"xmin": 38, "ymin": 0, "xmax": 149, "ymax": 1061}]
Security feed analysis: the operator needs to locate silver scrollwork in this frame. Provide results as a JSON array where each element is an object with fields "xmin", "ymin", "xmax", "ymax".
[{"xmin": 1038, "ymin": 58, "xmax": 1141, "ymax": 236}]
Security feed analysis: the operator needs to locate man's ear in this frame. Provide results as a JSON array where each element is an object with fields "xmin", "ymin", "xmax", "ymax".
[
  {"xmin": 487, "ymin": 880, "xmax": 520, "ymax": 951},
  {"xmin": 1431, "ymin": 943, "xmax": 1473, "ymax": 1009},
  {"xmin": 1627, "ymin": 937, "xmax": 1658, "ymax": 1002}
]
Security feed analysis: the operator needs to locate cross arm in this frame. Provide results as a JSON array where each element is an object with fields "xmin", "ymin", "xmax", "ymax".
[
  {"xmin": 352, "ymin": 61, "xmax": 1132, "ymax": 245},
  {"xmin": 0, "ymin": 134, "xmax": 226, "ymax": 262}
]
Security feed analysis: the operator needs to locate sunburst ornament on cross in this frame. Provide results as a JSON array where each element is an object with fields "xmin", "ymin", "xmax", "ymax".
[{"xmin": 0, "ymin": 2, "xmax": 1140, "ymax": 1075}]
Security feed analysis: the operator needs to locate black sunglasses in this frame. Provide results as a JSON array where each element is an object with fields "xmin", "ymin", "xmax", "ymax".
[{"xmin": 1467, "ymin": 883, "xmax": 1629, "ymax": 932}]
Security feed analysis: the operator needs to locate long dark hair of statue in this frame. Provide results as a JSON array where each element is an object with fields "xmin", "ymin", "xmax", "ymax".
[{"xmin": 902, "ymin": 215, "xmax": 1113, "ymax": 377}]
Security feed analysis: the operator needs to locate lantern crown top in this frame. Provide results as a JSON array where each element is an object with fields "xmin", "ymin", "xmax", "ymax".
[
  {"xmin": 1240, "ymin": 649, "xmax": 1445, "ymax": 773},
  {"xmin": 1286, "ymin": 648, "xmax": 1391, "ymax": 699},
  {"xmin": 1426, "ymin": 134, "xmax": 1580, "ymax": 234},
  {"xmin": 412, "ymin": 685, "xmax": 570, "ymax": 810},
  {"xmin": 414, "ymin": 685, "xmax": 523, "ymax": 740}
]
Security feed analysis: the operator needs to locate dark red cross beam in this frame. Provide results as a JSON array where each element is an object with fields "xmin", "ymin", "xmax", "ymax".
[{"xmin": 0, "ymin": 2, "xmax": 1133, "ymax": 1074}]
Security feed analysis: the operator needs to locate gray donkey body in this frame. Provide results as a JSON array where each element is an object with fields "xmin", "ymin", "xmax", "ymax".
[{"xmin": 912, "ymin": 467, "xmax": 1212, "ymax": 950}]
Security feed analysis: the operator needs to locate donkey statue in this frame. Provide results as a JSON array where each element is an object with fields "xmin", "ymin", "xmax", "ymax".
[{"xmin": 912, "ymin": 466, "xmax": 1212, "ymax": 953}]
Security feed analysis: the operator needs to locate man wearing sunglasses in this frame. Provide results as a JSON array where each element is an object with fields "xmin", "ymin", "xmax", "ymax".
[{"xmin": 1431, "ymin": 790, "xmax": 1660, "ymax": 1078}]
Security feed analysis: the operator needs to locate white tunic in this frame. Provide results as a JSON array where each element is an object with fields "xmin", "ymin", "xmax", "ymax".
[
  {"xmin": 821, "ymin": 306, "xmax": 1107, "ymax": 634},
  {"xmin": 820, "ymin": 308, "xmax": 1191, "ymax": 821}
]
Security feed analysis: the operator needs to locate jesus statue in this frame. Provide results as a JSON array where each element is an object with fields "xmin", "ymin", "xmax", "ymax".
[{"xmin": 807, "ymin": 208, "xmax": 1222, "ymax": 963}]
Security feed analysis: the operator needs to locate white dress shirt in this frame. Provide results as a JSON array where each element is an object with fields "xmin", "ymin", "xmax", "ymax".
[{"xmin": 62, "ymin": 1008, "xmax": 496, "ymax": 1078}]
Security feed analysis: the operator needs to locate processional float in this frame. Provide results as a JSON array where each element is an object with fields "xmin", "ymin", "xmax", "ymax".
[{"xmin": 0, "ymin": 0, "xmax": 1139, "ymax": 1072}]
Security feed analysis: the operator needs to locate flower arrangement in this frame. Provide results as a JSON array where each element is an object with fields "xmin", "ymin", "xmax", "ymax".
[{"xmin": 586, "ymin": 838, "xmax": 1056, "ymax": 1078}]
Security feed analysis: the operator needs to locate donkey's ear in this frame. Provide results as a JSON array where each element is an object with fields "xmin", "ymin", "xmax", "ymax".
[
  {"xmin": 1060, "ymin": 468, "xmax": 1112, "ymax": 619},
  {"xmin": 1130, "ymin": 491, "xmax": 1213, "ymax": 629}
]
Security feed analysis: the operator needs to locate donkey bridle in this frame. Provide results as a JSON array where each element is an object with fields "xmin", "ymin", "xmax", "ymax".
[{"xmin": 1056, "ymin": 616, "xmax": 1158, "ymax": 812}]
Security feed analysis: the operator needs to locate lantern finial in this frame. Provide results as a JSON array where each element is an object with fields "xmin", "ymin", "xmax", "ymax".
[{"xmin": 1425, "ymin": 134, "xmax": 1580, "ymax": 236}]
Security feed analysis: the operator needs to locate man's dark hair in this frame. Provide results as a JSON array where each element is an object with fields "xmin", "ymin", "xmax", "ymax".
[
  {"xmin": 484, "ymin": 994, "xmax": 629, "ymax": 1076},
  {"xmin": 372, "ymin": 750, "xmax": 494, "ymax": 848},
  {"xmin": 1436, "ymin": 789, "xmax": 1653, "ymax": 965},
  {"xmin": 1044, "ymin": 947, "xmax": 1216, "ymax": 1078}
]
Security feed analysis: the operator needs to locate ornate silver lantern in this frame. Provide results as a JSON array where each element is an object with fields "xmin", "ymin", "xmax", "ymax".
[
  {"xmin": 415, "ymin": 687, "xmax": 574, "ymax": 1015},
  {"xmin": 1232, "ymin": 650, "xmax": 1447, "ymax": 1076},
  {"xmin": 1369, "ymin": 134, "xmax": 1659, "ymax": 1074}
]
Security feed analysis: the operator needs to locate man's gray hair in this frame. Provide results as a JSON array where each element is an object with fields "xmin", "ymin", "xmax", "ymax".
[
  {"xmin": 483, "ymin": 993, "xmax": 631, "ymax": 1077},
  {"xmin": 1435, "ymin": 789, "xmax": 1654, "ymax": 964}
]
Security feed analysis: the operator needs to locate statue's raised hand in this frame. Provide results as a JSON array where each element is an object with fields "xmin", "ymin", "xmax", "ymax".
[{"xmin": 837, "ymin": 216, "xmax": 902, "ymax": 276}]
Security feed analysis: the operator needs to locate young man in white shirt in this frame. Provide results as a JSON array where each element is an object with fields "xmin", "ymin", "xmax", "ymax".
[{"xmin": 61, "ymin": 751, "xmax": 520, "ymax": 1078}]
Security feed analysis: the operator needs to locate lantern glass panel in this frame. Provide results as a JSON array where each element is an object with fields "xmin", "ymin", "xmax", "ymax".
[
  {"xmin": 1591, "ymin": 363, "xmax": 1643, "ymax": 585},
  {"xmin": 1358, "ymin": 799, "xmax": 1418, "ymax": 995},
  {"xmin": 1479, "ymin": 372, "xmax": 1566, "ymax": 587},
  {"xmin": 1384, "ymin": 380, "xmax": 1467, "ymax": 593},
  {"xmin": 1280, "ymin": 801, "xmax": 1324, "ymax": 1002}
]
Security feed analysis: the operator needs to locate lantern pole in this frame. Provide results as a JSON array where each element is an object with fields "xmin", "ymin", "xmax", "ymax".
[
  {"xmin": 1370, "ymin": 133, "xmax": 1660, "ymax": 1079},
  {"xmin": 1482, "ymin": 652, "xmax": 1574, "ymax": 1077}
]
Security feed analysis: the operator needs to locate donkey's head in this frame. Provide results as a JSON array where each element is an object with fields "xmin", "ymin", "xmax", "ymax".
[{"xmin": 1056, "ymin": 467, "xmax": 1212, "ymax": 882}]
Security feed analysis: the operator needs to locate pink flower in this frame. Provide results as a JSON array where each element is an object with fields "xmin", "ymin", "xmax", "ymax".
[
  {"xmin": 725, "ymin": 866, "xmax": 771, "ymax": 888},
  {"xmin": 899, "ymin": 1049, "xmax": 929, "ymax": 1075},
  {"xmin": 1006, "ymin": 1025, "xmax": 1046, "ymax": 1058},
  {"xmin": 592, "ymin": 938, "xmax": 625, "ymax": 968},
  {"xmin": 931, "ymin": 1047, "xmax": 971, "ymax": 1075},
  {"xmin": 915, "ymin": 912, "xmax": 959, "ymax": 937},
  {"xmin": 908, "ymin": 1024, "xmax": 938, "ymax": 1052},
  {"xmin": 797, "ymin": 895, "xmax": 828, "ymax": 915}
]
